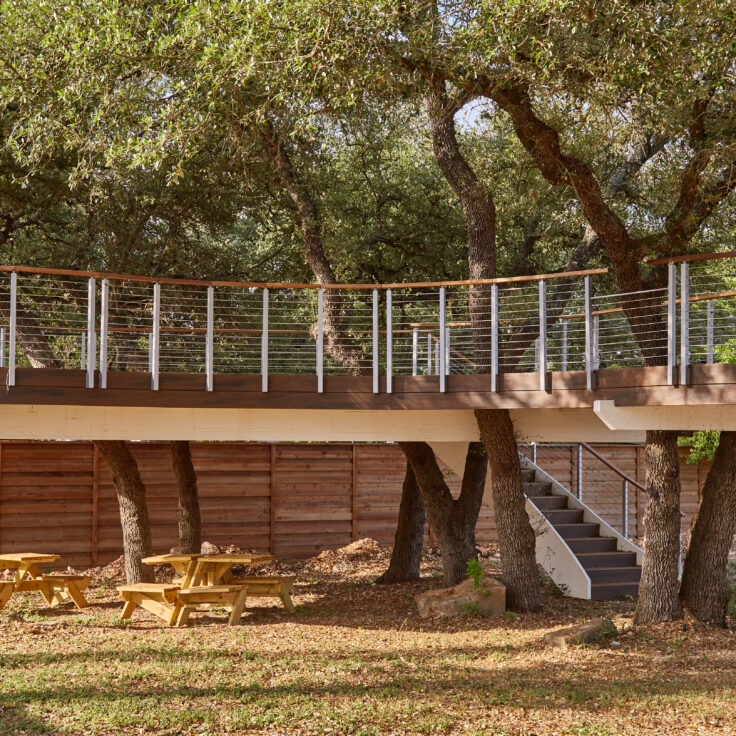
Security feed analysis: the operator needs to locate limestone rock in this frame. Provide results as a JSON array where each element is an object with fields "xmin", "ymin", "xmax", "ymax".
[
  {"xmin": 415, "ymin": 575, "xmax": 506, "ymax": 618},
  {"xmin": 544, "ymin": 618, "xmax": 616, "ymax": 649},
  {"xmin": 200, "ymin": 541, "xmax": 221, "ymax": 555}
]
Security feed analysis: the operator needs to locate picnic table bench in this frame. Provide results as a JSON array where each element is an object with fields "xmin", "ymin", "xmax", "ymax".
[
  {"xmin": 0, "ymin": 553, "xmax": 90, "ymax": 612},
  {"xmin": 118, "ymin": 553, "xmax": 296, "ymax": 626}
]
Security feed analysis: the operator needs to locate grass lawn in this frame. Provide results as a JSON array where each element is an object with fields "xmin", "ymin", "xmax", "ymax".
[{"xmin": 1, "ymin": 552, "xmax": 734, "ymax": 736}]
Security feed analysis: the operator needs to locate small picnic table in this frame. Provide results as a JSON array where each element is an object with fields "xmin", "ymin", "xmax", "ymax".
[
  {"xmin": 0, "ymin": 552, "xmax": 90, "ymax": 612},
  {"xmin": 118, "ymin": 552, "xmax": 296, "ymax": 626}
]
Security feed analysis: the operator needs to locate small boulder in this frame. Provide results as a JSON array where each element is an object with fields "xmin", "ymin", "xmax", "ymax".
[
  {"xmin": 544, "ymin": 618, "xmax": 616, "ymax": 649},
  {"xmin": 200, "ymin": 541, "xmax": 220, "ymax": 555},
  {"xmin": 415, "ymin": 575, "xmax": 506, "ymax": 618}
]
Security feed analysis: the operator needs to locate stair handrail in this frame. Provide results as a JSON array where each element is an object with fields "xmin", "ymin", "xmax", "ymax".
[{"xmin": 579, "ymin": 443, "xmax": 645, "ymax": 493}]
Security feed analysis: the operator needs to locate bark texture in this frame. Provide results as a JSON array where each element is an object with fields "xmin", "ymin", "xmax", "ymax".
[
  {"xmin": 400, "ymin": 441, "xmax": 487, "ymax": 586},
  {"xmin": 376, "ymin": 461, "xmax": 426, "ymax": 583},
  {"xmin": 635, "ymin": 430, "xmax": 683, "ymax": 624},
  {"xmin": 171, "ymin": 440, "xmax": 202, "ymax": 554},
  {"xmin": 426, "ymin": 76, "xmax": 542, "ymax": 608},
  {"xmin": 96, "ymin": 440, "xmax": 154, "ymax": 584},
  {"xmin": 680, "ymin": 431, "xmax": 736, "ymax": 625},
  {"xmin": 475, "ymin": 409, "xmax": 544, "ymax": 611}
]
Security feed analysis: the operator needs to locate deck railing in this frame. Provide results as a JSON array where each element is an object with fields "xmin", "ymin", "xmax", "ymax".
[{"xmin": 1, "ymin": 253, "xmax": 735, "ymax": 392}]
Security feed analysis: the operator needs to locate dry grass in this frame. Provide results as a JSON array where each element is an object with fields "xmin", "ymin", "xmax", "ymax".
[{"xmin": 1, "ymin": 549, "xmax": 735, "ymax": 736}]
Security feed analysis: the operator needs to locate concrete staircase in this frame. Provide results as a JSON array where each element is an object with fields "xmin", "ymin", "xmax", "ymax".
[{"xmin": 522, "ymin": 465, "xmax": 642, "ymax": 600}]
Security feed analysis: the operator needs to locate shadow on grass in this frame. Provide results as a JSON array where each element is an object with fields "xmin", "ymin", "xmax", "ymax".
[{"xmin": 0, "ymin": 703, "xmax": 58, "ymax": 735}]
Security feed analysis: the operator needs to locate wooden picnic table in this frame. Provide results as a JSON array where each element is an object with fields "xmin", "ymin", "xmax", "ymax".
[
  {"xmin": 142, "ymin": 552, "xmax": 275, "ymax": 588},
  {"xmin": 0, "ymin": 552, "xmax": 90, "ymax": 612}
]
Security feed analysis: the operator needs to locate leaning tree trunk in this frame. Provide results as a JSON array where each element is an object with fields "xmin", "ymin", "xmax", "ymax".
[
  {"xmin": 680, "ymin": 431, "xmax": 736, "ymax": 625},
  {"xmin": 400, "ymin": 441, "xmax": 486, "ymax": 586},
  {"xmin": 376, "ymin": 461, "xmax": 426, "ymax": 583},
  {"xmin": 635, "ymin": 430, "xmax": 683, "ymax": 624},
  {"xmin": 475, "ymin": 409, "xmax": 544, "ymax": 612},
  {"xmin": 95, "ymin": 440, "xmax": 154, "ymax": 584},
  {"xmin": 171, "ymin": 440, "xmax": 202, "ymax": 554}
]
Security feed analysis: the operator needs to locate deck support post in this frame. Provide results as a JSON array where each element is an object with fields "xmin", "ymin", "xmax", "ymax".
[
  {"xmin": 706, "ymin": 300, "xmax": 714, "ymax": 364},
  {"xmin": 584, "ymin": 275, "xmax": 595, "ymax": 390},
  {"xmin": 261, "ymin": 288, "xmax": 269, "ymax": 392},
  {"xmin": 491, "ymin": 283, "xmax": 499, "ymax": 391},
  {"xmin": 151, "ymin": 283, "xmax": 160, "ymax": 391},
  {"xmin": 86, "ymin": 277, "xmax": 96, "ymax": 388},
  {"xmin": 621, "ymin": 480, "xmax": 629, "ymax": 538},
  {"xmin": 317, "ymin": 289, "xmax": 324, "ymax": 393},
  {"xmin": 667, "ymin": 262, "xmax": 677, "ymax": 386},
  {"xmin": 411, "ymin": 327, "xmax": 418, "ymax": 376},
  {"xmin": 386, "ymin": 288, "xmax": 393, "ymax": 394},
  {"xmin": 538, "ymin": 280, "xmax": 548, "ymax": 391},
  {"xmin": 8, "ymin": 272, "xmax": 16, "ymax": 386},
  {"xmin": 99, "ymin": 279, "xmax": 109, "ymax": 388},
  {"xmin": 680, "ymin": 262, "xmax": 690, "ymax": 386},
  {"xmin": 372, "ymin": 289, "xmax": 379, "ymax": 392},
  {"xmin": 206, "ymin": 286, "xmax": 214, "ymax": 392},
  {"xmin": 439, "ymin": 287, "xmax": 446, "ymax": 392}
]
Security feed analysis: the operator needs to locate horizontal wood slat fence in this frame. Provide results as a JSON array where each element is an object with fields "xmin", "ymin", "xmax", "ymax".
[{"xmin": 0, "ymin": 442, "xmax": 704, "ymax": 568}]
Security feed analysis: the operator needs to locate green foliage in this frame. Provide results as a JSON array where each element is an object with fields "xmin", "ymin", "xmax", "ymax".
[
  {"xmin": 679, "ymin": 431, "xmax": 720, "ymax": 464},
  {"xmin": 465, "ymin": 558, "xmax": 484, "ymax": 591}
]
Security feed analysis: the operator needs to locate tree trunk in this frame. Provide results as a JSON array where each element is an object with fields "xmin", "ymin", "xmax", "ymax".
[
  {"xmin": 680, "ymin": 431, "xmax": 736, "ymax": 625},
  {"xmin": 171, "ymin": 440, "xmax": 202, "ymax": 555},
  {"xmin": 475, "ymin": 408, "xmax": 544, "ymax": 612},
  {"xmin": 400, "ymin": 441, "xmax": 486, "ymax": 586},
  {"xmin": 95, "ymin": 440, "xmax": 154, "ymax": 584},
  {"xmin": 376, "ymin": 461, "xmax": 426, "ymax": 583},
  {"xmin": 635, "ymin": 430, "xmax": 683, "ymax": 624}
]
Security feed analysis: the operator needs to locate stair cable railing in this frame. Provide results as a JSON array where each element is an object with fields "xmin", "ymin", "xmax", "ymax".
[{"xmin": 1, "ymin": 251, "xmax": 736, "ymax": 392}]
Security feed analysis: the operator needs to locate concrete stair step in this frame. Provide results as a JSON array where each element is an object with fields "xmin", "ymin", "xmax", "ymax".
[
  {"xmin": 521, "ymin": 469, "xmax": 536, "ymax": 482},
  {"xmin": 587, "ymin": 566, "xmax": 642, "ymax": 584},
  {"xmin": 566, "ymin": 537, "xmax": 618, "ymax": 553},
  {"xmin": 530, "ymin": 495, "xmax": 568, "ymax": 510},
  {"xmin": 590, "ymin": 581, "xmax": 640, "ymax": 601},
  {"xmin": 543, "ymin": 509, "xmax": 584, "ymax": 524},
  {"xmin": 577, "ymin": 551, "xmax": 637, "ymax": 569},
  {"xmin": 554, "ymin": 522, "xmax": 600, "ymax": 539},
  {"xmin": 523, "ymin": 481, "xmax": 552, "ymax": 495}
]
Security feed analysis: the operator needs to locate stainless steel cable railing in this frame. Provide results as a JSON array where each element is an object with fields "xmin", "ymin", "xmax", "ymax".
[{"xmin": 1, "ymin": 255, "xmax": 734, "ymax": 392}]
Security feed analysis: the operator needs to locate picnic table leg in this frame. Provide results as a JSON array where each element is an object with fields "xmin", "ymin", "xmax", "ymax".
[
  {"xmin": 0, "ymin": 585, "xmax": 13, "ymax": 612},
  {"xmin": 278, "ymin": 581, "xmax": 296, "ymax": 613},
  {"xmin": 64, "ymin": 581, "xmax": 89, "ymax": 609},
  {"xmin": 228, "ymin": 588, "xmax": 248, "ymax": 625},
  {"xmin": 121, "ymin": 598, "xmax": 136, "ymax": 620}
]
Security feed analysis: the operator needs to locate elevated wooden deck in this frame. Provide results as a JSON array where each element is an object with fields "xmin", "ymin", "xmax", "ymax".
[{"xmin": 2, "ymin": 364, "xmax": 735, "ymax": 411}]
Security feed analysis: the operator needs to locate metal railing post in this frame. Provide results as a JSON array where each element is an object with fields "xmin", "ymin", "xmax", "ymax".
[
  {"xmin": 561, "ymin": 321, "xmax": 568, "ymax": 372},
  {"xmin": 706, "ymin": 300, "xmax": 715, "ymax": 363},
  {"xmin": 427, "ymin": 332, "xmax": 432, "ymax": 375},
  {"xmin": 80, "ymin": 330, "xmax": 86, "ymax": 370},
  {"xmin": 680, "ymin": 262, "xmax": 690, "ymax": 385},
  {"xmin": 667, "ymin": 262, "xmax": 677, "ymax": 386},
  {"xmin": 261, "ymin": 288, "xmax": 269, "ymax": 392},
  {"xmin": 0, "ymin": 327, "xmax": 5, "ymax": 368},
  {"xmin": 439, "ymin": 287, "xmax": 446, "ymax": 392},
  {"xmin": 86, "ymin": 277, "xmax": 96, "ymax": 388},
  {"xmin": 99, "ymin": 279, "xmax": 109, "ymax": 389},
  {"xmin": 317, "ymin": 289, "xmax": 324, "ymax": 393},
  {"xmin": 576, "ymin": 443, "xmax": 583, "ymax": 500},
  {"xmin": 8, "ymin": 272, "xmax": 16, "ymax": 386},
  {"xmin": 412, "ymin": 326, "xmax": 418, "ymax": 377},
  {"xmin": 386, "ymin": 289, "xmax": 392, "ymax": 394},
  {"xmin": 435, "ymin": 340, "xmax": 440, "ymax": 375},
  {"xmin": 621, "ymin": 480, "xmax": 629, "ymax": 538},
  {"xmin": 538, "ymin": 279, "xmax": 548, "ymax": 390},
  {"xmin": 151, "ymin": 283, "xmax": 160, "ymax": 391},
  {"xmin": 584, "ymin": 275, "xmax": 595, "ymax": 390},
  {"xmin": 206, "ymin": 286, "xmax": 214, "ymax": 392},
  {"xmin": 372, "ymin": 289, "xmax": 379, "ymax": 393},
  {"xmin": 148, "ymin": 332, "xmax": 153, "ymax": 372},
  {"xmin": 531, "ymin": 442, "xmax": 537, "ymax": 465},
  {"xmin": 445, "ymin": 327, "xmax": 450, "ymax": 376},
  {"xmin": 491, "ymin": 283, "xmax": 499, "ymax": 391},
  {"xmin": 593, "ymin": 314, "xmax": 600, "ymax": 370}
]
